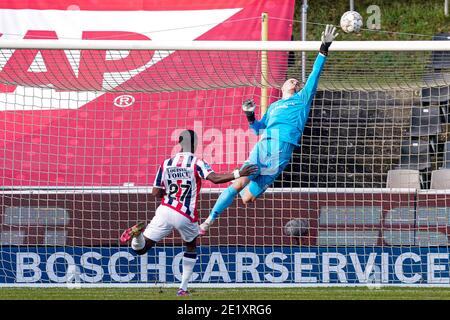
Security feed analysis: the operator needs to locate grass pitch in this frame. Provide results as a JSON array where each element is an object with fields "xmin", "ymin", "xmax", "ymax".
[{"xmin": 0, "ymin": 287, "xmax": 449, "ymax": 300}]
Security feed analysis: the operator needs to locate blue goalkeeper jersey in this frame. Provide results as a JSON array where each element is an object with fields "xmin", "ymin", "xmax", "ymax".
[{"xmin": 250, "ymin": 53, "xmax": 327, "ymax": 145}]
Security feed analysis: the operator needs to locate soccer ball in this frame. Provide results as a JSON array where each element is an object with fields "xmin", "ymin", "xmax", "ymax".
[
  {"xmin": 284, "ymin": 219, "xmax": 308, "ymax": 237},
  {"xmin": 340, "ymin": 11, "xmax": 363, "ymax": 33}
]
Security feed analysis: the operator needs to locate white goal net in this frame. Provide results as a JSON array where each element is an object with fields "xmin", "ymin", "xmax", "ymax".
[{"xmin": 0, "ymin": 40, "xmax": 449, "ymax": 286}]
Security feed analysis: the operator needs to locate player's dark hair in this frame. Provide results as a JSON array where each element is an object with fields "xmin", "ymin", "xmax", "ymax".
[{"xmin": 179, "ymin": 129, "xmax": 198, "ymax": 153}]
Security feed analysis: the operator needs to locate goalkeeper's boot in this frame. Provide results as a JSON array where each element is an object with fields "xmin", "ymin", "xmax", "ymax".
[
  {"xmin": 176, "ymin": 289, "xmax": 191, "ymax": 297},
  {"xmin": 120, "ymin": 222, "xmax": 146, "ymax": 244},
  {"xmin": 199, "ymin": 221, "xmax": 210, "ymax": 236}
]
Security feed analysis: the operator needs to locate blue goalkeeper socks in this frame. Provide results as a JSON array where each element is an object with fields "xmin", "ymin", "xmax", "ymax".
[{"xmin": 210, "ymin": 186, "xmax": 238, "ymax": 221}]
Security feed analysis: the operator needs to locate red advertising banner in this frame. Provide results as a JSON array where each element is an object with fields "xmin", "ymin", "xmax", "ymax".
[{"xmin": 0, "ymin": 0, "xmax": 295, "ymax": 187}]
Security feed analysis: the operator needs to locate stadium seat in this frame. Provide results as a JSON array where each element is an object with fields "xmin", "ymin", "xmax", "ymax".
[
  {"xmin": 397, "ymin": 138, "xmax": 431, "ymax": 171},
  {"xmin": 430, "ymin": 169, "xmax": 450, "ymax": 189},
  {"xmin": 410, "ymin": 105, "xmax": 441, "ymax": 136},
  {"xmin": 386, "ymin": 169, "xmax": 421, "ymax": 189},
  {"xmin": 429, "ymin": 33, "xmax": 450, "ymax": 69},
  {"xmin": 441, "ymin": 101, "xmax": 450, "ymax": 124},
  {"xmin": 444, "ymin": 141, "xmax": 450, "ymax": 168},
  {"xmin": 422, "ymin": 33, "xmax": 450, "ymax": 103},
  {"xmin": 397, "ymin": 155, "xmax": 430, "ymax": 171},
  {"xmin": 421, "ymin": 86, "xmax": 450, "ymax": 104}
]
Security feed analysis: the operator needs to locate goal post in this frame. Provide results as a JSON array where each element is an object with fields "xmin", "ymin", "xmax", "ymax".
[{"xmin": 0, "ymin": 40, "xmax": 449, "ymax": 287}]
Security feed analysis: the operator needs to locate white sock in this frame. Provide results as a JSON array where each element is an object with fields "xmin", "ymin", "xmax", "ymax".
[
  {"xmin": 131, "ymin": 233, "xmax": 145, "ymax": 251},
  {"xmin": 180, "ymin": 253, "xmax": 197, "ymax": 291}
]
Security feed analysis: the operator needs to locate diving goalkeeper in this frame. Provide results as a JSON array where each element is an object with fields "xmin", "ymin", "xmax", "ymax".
[{"xmin": 200, "ymin": 24, "xmax": 338, "ymax": 235}]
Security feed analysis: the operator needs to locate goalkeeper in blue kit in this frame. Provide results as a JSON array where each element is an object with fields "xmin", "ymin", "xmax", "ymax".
[{"xmin": 200, "ymin": 25, "xmax": 338, "ymax": 235}]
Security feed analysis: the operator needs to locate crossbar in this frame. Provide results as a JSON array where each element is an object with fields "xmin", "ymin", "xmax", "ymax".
[{"xmin": 1, "ymin": 40, "xmax": 450, "ymax": 51}]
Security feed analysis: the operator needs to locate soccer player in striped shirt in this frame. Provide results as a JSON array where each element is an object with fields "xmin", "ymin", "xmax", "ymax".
[
  {"xmin": 120, "ymin": 129, "xmax": 257, "ymax": 296},
  {"xmin": 200, "ymin": 24, "xmax": 338, "ymax": 235}
]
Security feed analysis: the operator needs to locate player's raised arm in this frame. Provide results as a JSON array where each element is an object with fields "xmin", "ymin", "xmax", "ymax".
[
  {"xmin": 243, "ymin": 99, "xmax": 267, "ymax": 135},
  {"xmin": 206, "ymin": 164, "xmax": 259, "ymax": 184},
  {"xmin": 300, "ymin": 24, "xmax": 338, "ymax": 105}
]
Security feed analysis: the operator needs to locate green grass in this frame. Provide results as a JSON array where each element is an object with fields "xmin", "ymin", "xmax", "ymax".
[
  {"xmin": 294, "ymin": 0, "xmax": 450, "ymax": 41},
  {"xmin": 288, "ymin": 0, "xmax": 450, "ymax": 90},
  {"xmin": 0, "ymin": 287, "xmax": 449, "ymax": 300}
]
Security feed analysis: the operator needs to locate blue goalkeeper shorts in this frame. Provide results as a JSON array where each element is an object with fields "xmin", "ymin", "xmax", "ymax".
[{"xmin": 240, "ymin": 138, "xmax": 295, "ymax": 199}]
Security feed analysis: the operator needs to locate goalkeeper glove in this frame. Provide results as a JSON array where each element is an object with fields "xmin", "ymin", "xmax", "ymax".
[
  {"xmin": 320, "ymin": 24, "xmax": 339, "ymax": 56},
  {"xmin": 242, "ymin": 99, "xmax": 256, "ymax": 124}
]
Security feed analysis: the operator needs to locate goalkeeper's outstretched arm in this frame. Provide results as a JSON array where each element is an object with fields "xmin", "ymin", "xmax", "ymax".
[
  {"xmin": 242, "ymin": 99, "xmax": 267, "ymax": 135},
  {"xmin": 301, "ymin": 24, "xmax": 338, "ymax": 105},
  {"xmin": 319, "ymin": 24, "xmax": 338, "ymax": 57}
]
